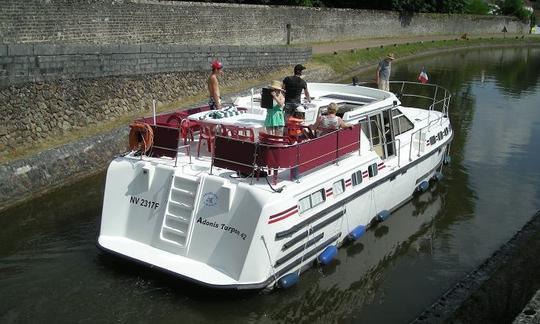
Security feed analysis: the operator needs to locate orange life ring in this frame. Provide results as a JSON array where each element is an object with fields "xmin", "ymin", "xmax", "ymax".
[{"xmin": 129, "ymin": 122, "xmax": 154, "ymax": 152}]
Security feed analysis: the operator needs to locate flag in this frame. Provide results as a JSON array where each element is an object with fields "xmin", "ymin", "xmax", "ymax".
[{"xmin": 418, "ymin": 68, "xmax": 429, "ymax": 84}]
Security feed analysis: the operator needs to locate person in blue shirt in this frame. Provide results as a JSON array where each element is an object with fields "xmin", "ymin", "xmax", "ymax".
[{"xmin": 376, "ymin": 53, "xmax": 395, "ymax": 91}]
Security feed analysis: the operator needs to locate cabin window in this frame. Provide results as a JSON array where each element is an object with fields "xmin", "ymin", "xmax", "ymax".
[
  {"xmin": 298, "ymin": 196, "xmax": 311, "ymax": 213},
  {"xmin": 368, "ymin": 163, "xmax": 378, "ymax": 177},
  {"xmin": 392, "ymin": 109, "xmax": 414, "ymax": 136},
  {"xmin": 332, "ymin": 180, "xmax": 345, "ymax": 196},
  {"xmin": 351, "ymin": 170, "xmax": 363, "ymax": 186},
  {"xmin": 298, "ymin": 189, "xmax": 326, "ymax": 214},
  {"xmin": 311, "ymin": 189, "xmax": 325, "ymax": 207}
]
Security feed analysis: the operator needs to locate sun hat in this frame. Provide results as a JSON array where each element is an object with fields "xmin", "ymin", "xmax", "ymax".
[
  {"xmin": 295, "ymin": 106, "xmax": 306, "ymax": 113},
  {"xmin": 269, "ymin": 80, "xmax": 285, "ymax": 92},
  {"xmin": 211, "ymin": 60, "xmax": 223, "ymax": 70},
  {"xmin": 386, "ymin": 53, "xmax": 395, "ymax": 60}
]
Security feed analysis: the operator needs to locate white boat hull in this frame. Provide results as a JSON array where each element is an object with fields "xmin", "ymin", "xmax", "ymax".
[{"xmin": 98, "ymin": 82, "xmax": 453, "ymax": 290}]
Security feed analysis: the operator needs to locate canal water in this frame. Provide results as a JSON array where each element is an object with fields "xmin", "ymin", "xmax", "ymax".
[{"xmin": 2, "ymin": 46, "xmax": 540, "ymax": 323}]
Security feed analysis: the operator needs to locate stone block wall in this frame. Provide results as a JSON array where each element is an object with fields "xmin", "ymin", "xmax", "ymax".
[
  {"xmin": 0, "ymin": 66, "xmax": 293, "ymax": 156},
  {"xmin": 0, "ymin": 0, "xmax": 528, "ymax": 46},
  {"xmin": 0, "ymin": 43, "xmax": 311, "ymax": 86}
]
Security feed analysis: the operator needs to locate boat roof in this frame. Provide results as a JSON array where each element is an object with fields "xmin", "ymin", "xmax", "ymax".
[{"xmin": 234, "ymin": 83, "xmax": 400, "ymax": 121}]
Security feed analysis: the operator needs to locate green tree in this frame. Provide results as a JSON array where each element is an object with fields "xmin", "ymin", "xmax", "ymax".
[
  {"xmin": 496, "ymin": 0, "xmax": 530, "ymax": 21},
  {"xmin": 391, "ymin": 0, "xmax": 467, "ymax": 13},
  {"xmin": 391, "ymin": 0, "xmax": 433, "ymax": 12},
  {"xmin": 465, "ymin": 0, "xmax": 490, "ymax": 15}
]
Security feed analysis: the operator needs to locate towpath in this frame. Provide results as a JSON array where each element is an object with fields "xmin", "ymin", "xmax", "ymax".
[{"xmin": 310, "ymin": 33, "xmax": 522, "ymax": 54}]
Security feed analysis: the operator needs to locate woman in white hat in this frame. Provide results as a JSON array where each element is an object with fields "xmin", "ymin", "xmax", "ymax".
[{"xmin": 264, "ymin": 80, "xmax": 286, "ymax": 134}]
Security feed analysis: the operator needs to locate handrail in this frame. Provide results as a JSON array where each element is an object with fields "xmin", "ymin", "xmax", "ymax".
[
  {"xmin": 178, "ymin": 144, "xmax": 192, "ymax": 166},
  {"xmin": 213, "ymin": 126, "xmax": 361, "ymax": 184},
  {"xmin": 389, "ymin": 81, "xmax": 451, "ymax": 115},
  {"xmin": 408, "ymin": 115, "xmax": 445, "ymax": 161},
  {"xmin": 394, "ymin": 138, "xmax": 401, "ymax": 167},
  {"xmin": 354, "ymin": 80, "xmax": 451, "ymax": 116},
  {"xmin": 409, "ymin": 127, "xmax": 424, "ymax": 161}
]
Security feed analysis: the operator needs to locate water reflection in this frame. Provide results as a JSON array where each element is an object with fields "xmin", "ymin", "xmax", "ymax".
[
  {"xmin": 1, "ymin": 46, "xmax": 540, "ymax": 324},
  {"xmin": 260, "ymin": 186, "xmax": 443, "ymax": 323}
]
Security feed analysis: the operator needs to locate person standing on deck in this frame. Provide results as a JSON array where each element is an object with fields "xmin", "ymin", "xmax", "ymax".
[
  {"xmin": 208, "ymin": 60, "xmax": 223, "ymax": 110},
  {"xmin": 283, "ymin": 64, "xmax": 310, "ymax": 117},
  {"xmin": 376, "ymin": 53, "xmax": 395, "ymax": 92},
  {"xmin": 264, "ymin": 81, "xmax": 286, "ymax": 135}
]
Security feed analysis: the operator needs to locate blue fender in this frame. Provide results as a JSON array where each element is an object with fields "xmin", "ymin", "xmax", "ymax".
[
  {"xmin": 375, "ymin": 210, "xmax": 391, "ymax": 222},
  {"xmin": 417, "ymin": 180, "xmax": 429, "ymax": 193},
  {"xmin": 277, "ymin": 273, "xmax": 299, "ymax": 289},
  {"xmin": 318, "ymin": 245, "xmax": 338, "ymax": 265},
  {"xmin": 348, "ymin": 225, "xmax": 366, "ymax": 241}
]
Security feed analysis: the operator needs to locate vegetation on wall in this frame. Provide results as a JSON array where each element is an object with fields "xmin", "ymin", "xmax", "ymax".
[{"xmin": 180, "ymin": 0, "xmax": 531, "ymax": 21}]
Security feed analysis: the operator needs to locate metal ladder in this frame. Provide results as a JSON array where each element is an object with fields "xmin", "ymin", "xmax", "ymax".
[{"xmin": 160, "ymin": 174, "xmax": 200, "ymax": 247}]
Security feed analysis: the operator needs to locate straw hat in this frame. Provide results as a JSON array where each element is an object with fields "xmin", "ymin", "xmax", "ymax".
[
  {"xmin": 386, "ymin": 53, "xmax": 395, "ymax": 60},
  {"xmin": 269, "ymin": 80, "xmax": 285, "ymax": 92}
]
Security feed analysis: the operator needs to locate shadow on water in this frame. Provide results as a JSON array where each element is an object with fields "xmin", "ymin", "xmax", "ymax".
[
  {"xmin": 1, "ymin": 46, "xmax": 540, "ymax": 323},
  {"xmin": 95, "ymin": 252, "xmax": 261, "ymax": 301}
]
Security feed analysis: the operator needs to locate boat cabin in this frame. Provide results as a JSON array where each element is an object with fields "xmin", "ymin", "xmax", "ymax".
[{"xmin": 133, "ymin": 83, "xmax": 443, "ymax": 185}]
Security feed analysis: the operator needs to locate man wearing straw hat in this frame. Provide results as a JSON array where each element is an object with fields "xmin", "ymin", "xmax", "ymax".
[
  {"xmin": 376, "ymin": 53, "xmax": 395, "ymax": 92},
  {"xmin": 264, "ymin": 80, "xmax": 286, "ymax": 134}
]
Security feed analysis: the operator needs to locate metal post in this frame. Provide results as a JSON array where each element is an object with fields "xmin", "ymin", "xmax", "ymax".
[
  {"xmin": 152, "ymin": 99, "xmax": 157, "ymax": 125},
  {"xmin": 286, "ymin": 24, "xmax": 291, "ymax": 45},
  {"xmin": 250, "ymin": 88, "xmax": 254, "ymax": 111}
]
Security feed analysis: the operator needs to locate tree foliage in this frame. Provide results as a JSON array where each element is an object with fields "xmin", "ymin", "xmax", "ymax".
[
  {"xmin": 179, "ymin": 0, "xmax": 531, "ymax": 21},
  {"xmin": 465, "ymin": 0, "xmax": 491, "ymax": 15},
  {"xmin": 496, "ymin": 0, "xmax": 530, "ymax": 21}
]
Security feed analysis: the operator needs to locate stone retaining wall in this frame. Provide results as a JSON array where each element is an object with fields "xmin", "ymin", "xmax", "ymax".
[
  {"xmin": 413, "ymin": 210, "xmax": 540, "ymax": 323},
  {"xmin": 0, "ymin": 65, "xmax": 305, "ymax": 157},
  {"xmin": 0, "ymin": 43, "xmax": 311, "ymax": 87},
  {"xmin": 0, "ymin": 0, "xmax": 528, "ymax": 46},
  {"xmin": 0, "ymin": 126, "xmax": 128, "ymax": 211}
]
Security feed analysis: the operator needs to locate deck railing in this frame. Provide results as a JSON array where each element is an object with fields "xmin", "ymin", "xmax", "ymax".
[
  {"xmin": 392, "ymin": 81, "xmax": 451, "ymax": 114},
  {"xmin": 212, "ymin": 124, "xmax": 361, "ymax": 184},
  {"xmin": 388, "ymin": 81, "xmax": 452, "ymax": 161}
]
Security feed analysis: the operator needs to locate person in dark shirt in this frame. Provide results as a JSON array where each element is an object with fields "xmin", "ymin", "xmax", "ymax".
[{"xmin": 282, "ymin": 64, "xmax": 310, "ymax": 116}]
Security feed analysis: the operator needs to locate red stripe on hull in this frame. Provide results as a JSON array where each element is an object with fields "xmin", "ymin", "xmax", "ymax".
[
  {"xmin": 269, "ymin": 206, "xmax": 297, "ymax": 219},
  {"xmin": 268, "ymin": 209, "xmax": 297, "ymax": 224}
]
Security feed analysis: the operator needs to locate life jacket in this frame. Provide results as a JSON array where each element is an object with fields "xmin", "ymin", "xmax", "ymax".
[{"xmin": 286, "ymin": 116, "xmax": 304, "ymax": 136}]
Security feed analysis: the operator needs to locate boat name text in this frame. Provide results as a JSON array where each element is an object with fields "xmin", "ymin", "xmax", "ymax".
[
  {"xmin": 196, "ymin": 217, "xmax": 248, "ymax": 240},
  {"xmin": 129, "ymin": 196, "xmax": 160, "ymax": 209}
]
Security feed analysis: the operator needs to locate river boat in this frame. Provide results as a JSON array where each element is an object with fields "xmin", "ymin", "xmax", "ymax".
[{"xmin": 97, "ymin": 81, "xmax": 453, "ymax": 290}]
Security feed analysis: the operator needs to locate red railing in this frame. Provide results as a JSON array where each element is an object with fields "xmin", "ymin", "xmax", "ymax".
[{"xmin": 213, "ymin": 124, "xmax": 361, "ymax": 181}]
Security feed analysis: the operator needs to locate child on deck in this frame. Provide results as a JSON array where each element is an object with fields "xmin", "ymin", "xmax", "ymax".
[{"xmin": 286, "ymin": 106, "xmax": 308, "ymax": 142}]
